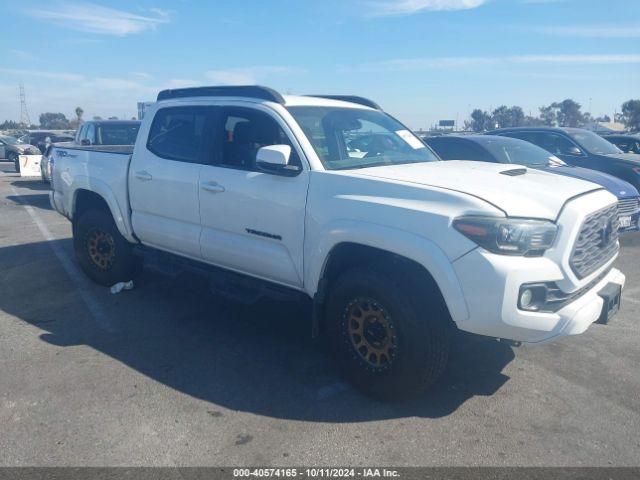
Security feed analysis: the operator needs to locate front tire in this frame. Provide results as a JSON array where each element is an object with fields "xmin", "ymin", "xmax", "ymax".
[
  {"xmin": 73, "ymin": 209, "xmax": 141, "ymax": 286},
  {"xmin": 326, "ymin": 265, "xmax": 451, "ymax": 401}
]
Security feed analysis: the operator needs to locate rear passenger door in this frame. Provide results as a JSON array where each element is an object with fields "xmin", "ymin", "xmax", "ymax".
[
  {"xmin": 129, "ymin": 105, "xmax": 212, "ymax": 259},
  {"xmin": 198, "ymin": 105, "xmax": 309, "ymax": 288}
]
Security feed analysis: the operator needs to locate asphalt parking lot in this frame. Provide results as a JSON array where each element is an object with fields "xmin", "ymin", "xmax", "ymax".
[{"xmin": 1, "ymin": 162, "xmax": 639, "ymax": 467}]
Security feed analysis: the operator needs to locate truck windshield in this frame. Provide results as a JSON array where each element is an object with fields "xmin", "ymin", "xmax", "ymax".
[
  {"xmin": 287, "ymin": 106, "xmax": 439, "ymax": 170},
  {"xmin": 567, "ymin": 130, "xmax": 622, "ymax": 155}
]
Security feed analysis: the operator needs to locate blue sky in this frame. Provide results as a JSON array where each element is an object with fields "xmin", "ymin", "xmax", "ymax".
[{"xmin": 1, "ymin": 0, "xmax": 639, "ymax": 128}]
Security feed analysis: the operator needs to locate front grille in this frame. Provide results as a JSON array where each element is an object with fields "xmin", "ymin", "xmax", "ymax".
[
  {"xmin": 570, "ymin": 204, "xmax": 619, "ymax": 280},
  {"xmin": 618, "ymin": 197, "xmax": 640, "ymax": 217}
]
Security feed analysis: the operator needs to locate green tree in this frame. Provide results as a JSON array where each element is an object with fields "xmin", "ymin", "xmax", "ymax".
[
  {"xmin": 0, "ymin": 120, "xmax": 20, "ymax": 130},
  {"xmin": 621, "ymin": 99, "xmax": 640, "ymax": 131},
  {"xmin": 469, "ymin": 109, "xmax": 492, "ymax": 132},
  {"xmin": 39, "ymin": 112, "xmax": 71, "ymax": 129},
  {"xmin": 492, "ymin": 105, "xmax": 525, "ymax": 128},
  {"xmin": 552, "ymin": 99, "xmax": 584, "ymax": 127},
  {"xmin": 539, "ymin": 105, "xmax": 557, "ymax": 126}
]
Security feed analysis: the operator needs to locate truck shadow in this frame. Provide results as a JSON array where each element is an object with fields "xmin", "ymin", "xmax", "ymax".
[
  {"xmin": 6, "ymin": 194, "xmax": 53, "ymax": 211},
  {"xmin": 0, "ymin": 239, "xmax": 514, "ymax": 422},
  {"xmin": 10, "ymin": 180, "xmax": 50, "ymax": 191}
]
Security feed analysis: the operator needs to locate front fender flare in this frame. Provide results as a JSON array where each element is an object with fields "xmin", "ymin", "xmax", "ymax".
[{"xmin": 305, "ymin": 220, "xmax": 470, "ymax": 325}]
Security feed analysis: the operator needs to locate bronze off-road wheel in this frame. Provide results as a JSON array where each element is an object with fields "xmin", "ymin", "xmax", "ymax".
[
  {"xmin": 326, "ymin": 265, "xmax": 451, "ymax": 401},
  {"xmin": 73, "ymin": 209, "xmax": 141, "ymax": 286}
]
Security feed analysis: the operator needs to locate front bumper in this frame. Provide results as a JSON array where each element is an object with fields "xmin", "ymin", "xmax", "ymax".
[{"xmin": 452, "ymin": 248, "xmax": 625, "ymax": 344}]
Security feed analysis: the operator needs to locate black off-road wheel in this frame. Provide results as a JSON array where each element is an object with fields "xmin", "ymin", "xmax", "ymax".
[
  {"xmin": 326, "ymin": 265, "xmax": 452, "ymax": 401},
  {"xmin": 73, "ymin": 209, "xmax": 141, "ymax": 286},
  {"xmin": 9, "ymin": 152, "xmax": 19, "ymax": 172}
]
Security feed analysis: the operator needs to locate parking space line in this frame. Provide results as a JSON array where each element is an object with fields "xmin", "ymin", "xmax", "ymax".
[{"xmin": 8, "ymin": 184, "xmax": 116, "ymax": 333}]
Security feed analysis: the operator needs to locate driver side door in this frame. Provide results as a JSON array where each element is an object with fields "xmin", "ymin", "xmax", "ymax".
[{"xmin": 198, "ymin": 105, "xmax": 309, "ymax": 288}]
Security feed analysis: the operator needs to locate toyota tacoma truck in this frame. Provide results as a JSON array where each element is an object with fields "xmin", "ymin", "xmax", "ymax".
[{"xmin": 49, "ymin": 86, "xmax": 625, "ymax": 400}]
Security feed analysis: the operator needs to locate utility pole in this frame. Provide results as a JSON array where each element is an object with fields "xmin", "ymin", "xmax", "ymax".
[{"xmin": 19, "ymin": 83, "xmax": 31, "ymax": 127}]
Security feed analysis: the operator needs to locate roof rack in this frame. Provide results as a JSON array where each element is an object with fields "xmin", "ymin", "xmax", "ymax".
[
  {"xmin": 306, "ymin": 95, "xmax": 382, "ymax": 110},
  {"xmin": 157, "ymin": 85, "xmax": 285, "ymax": 103}
]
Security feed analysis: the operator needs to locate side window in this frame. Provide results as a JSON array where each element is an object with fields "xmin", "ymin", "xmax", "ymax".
[
  {"xmin": 147, "ymin": 107, "xmax": 209, "ymax": 163},
  {"xmin": 217, "ymin": 107, "xmax": 301, "ymax": 171},
  {"xmin": 533, "ymin": 133, "xmax": 580, "ymax": 156}
]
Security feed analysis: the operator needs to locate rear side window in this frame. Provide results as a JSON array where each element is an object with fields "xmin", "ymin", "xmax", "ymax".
[
  {"xmin": 531, "ymin": 133, "xmax": 580, "ymax": 156},
  {"xmin": 428, "ymin": 138, "xmax": 491, "ymax": 161},
  {"xmin": 147, "ymin": 107, "xmax": 209, "ymax": 163},
  {"xmin": 97, "ymin": 124, "xmax": 140, "ymax": 146}
]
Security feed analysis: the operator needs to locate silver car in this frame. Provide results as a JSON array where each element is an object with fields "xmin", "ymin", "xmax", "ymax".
[{"xmin": 0, "ymin": 135, "xmax": 39, "ymax": 172}]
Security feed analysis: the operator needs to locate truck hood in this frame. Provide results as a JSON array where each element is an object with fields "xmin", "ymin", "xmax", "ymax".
[
  {"xmin": 350, "ymin": 160, "xmax": 602, "ymax": 219},
  {"xmin": 541, "ymin": 164, "xmax": 638, "ymax": 199}
]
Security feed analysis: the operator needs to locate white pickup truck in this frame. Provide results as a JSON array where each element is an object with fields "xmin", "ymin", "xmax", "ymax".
[{"xmin": 50, "ymin": 86, "xmax": 625, "ymax": 400}]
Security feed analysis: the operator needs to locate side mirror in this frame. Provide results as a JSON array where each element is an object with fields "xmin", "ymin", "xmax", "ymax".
[
  {"xmin": 81, "ymin": 138, "xmax": 91, "ymax": 146},
  {"xmin": 256, "ymin": 145, "xmax": 300, "ymax": 176},
  {"xmin": 567, "ymin": 146, "xmax": 582, "ymax": 156}
]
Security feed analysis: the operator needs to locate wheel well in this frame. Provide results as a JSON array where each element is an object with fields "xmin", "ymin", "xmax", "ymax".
[
  {"xmin": 313, "ymin": 242, "xmax": 450, "ymax": 335},
  {"xmin": 73, "ymin": 190, "xmax": 111, "ymax": 224}
]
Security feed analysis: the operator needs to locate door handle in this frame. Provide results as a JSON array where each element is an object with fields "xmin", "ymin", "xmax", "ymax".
[
  {"xmin": 200, "ymin": 181, "xmax": 225, "ymax": 193},
  {"xmin": 135, "ymin": 170, "xmax": 152, "ymax": 181}
]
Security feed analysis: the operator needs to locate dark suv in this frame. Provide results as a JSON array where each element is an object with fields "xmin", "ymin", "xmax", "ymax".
[
  {"xmin": 602, "ymin": 134, "xmax": 640, "ymax": 154},
  {"xmin": 489, "ymin": 127, "xmax": 640, "ymax": 190},
  {"xmin": 75, "ymin": 120, "xmax": 141, "ymax": 146}
]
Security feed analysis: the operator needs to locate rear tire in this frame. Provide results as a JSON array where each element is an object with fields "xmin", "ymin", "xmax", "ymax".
[
  {"xmin": 73, "ymin": 209, "xmax": 141, "ymax": 286},
  {"xmin": 9, "ymin": 152, "xmax": 19, "ymax": 172},
  {"xmin": 326, "ymin": 265, "xmax": 451, "ymax": 401}
]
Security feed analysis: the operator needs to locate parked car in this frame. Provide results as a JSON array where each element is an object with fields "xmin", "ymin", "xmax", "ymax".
[
  {"xmin": 41, "ymin": 137, "xmax": 74, "ymax": 183},
  {"xmin": 0, "ymin": 135, "xmax": 40, "ymax": 171},
  {"xmin": 19, "ymin": 131, "xmax": 56, "ymax": 153},
  {"xmin": 75, "ymin": 120, "xmax": 140, "ymax": 146},
  {"xmin": 424, "ymin": 134, "xmax": 640, "ymax": 233},
  {"xmin": 489, "ymin": 127, "xmax": 640, "ymax": 190},
  {"xmin": 602, "ymin": 134, "xmax": 640, "ymax": 154},
  {"xmin": 50, "ymin": 86, "xmax": 625, "ymax": 400}
]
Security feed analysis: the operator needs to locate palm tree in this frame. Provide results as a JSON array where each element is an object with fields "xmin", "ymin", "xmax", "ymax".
[{"xmin": 75, "ymin": 106, "xmax": 84, "ymax": 125}]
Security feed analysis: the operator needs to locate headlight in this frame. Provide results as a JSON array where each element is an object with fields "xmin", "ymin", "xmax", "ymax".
[{"xmin": 453, "ymin": 216, "xmax": 557, "ymax": 256}]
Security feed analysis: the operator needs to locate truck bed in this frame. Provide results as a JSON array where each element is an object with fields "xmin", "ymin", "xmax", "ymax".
[{"xmin": 50, "ymin": 144, "xmax": 134, "ymax": 240}]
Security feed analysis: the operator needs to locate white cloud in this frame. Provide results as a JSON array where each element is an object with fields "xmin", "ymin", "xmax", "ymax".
[
  {"xmin": 25, "ymin": 2, "xmax": 169, "ymax": 36},
  {"xmin": 367, "ymin": 0, "xmax": 486, "ymax": 16},
  {"xmin": 0, "ymin": 67, "xmax": 85, "ymax": 82},
  {"xmin": 86, "ymin": 77, "xmax": 144, "ymax": 90},
  {"xmin": 132, "ymin": 72, "xmax": 152, "ymax": 79},
  {"xmin": 530, "ymin": 25, "xmax": 640, "ymax": 38},
  {"xmin": 8, "ymin": 49, "xmax": 38, "ymax": 62},
  {"xmin": 160, "ymin": 78, "xmax": 201, "ymax": 89},
  {"xmin": 511, "ymin": 54, "xmax": 640, "ymax": 64},
  {"xmin": 347, "ymin": 54, "xmax": 640, "ymax": 71},
  {"xmin": 204, "ymin": 66, "xmax": 303, "ymax": 85}
]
